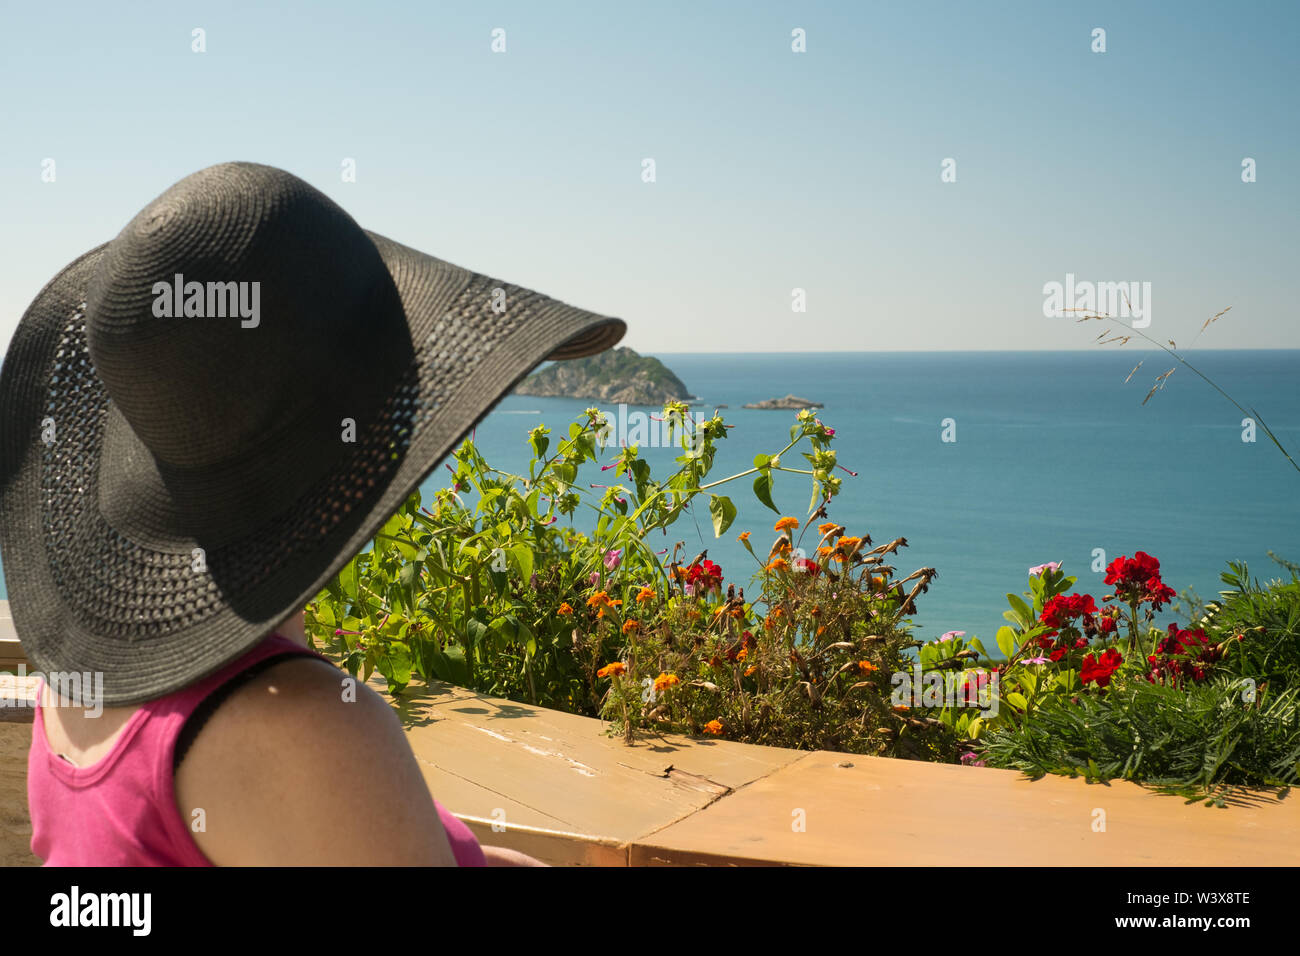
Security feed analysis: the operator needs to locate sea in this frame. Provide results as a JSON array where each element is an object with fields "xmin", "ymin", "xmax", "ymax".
[{"xmin": 2, "ymin": 350, "xmax": 1298, "ymax": 644}]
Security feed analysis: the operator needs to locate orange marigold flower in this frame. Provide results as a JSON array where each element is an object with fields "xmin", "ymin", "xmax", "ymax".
[
  {"xmin": 766, "ymin": 557, "xmax": 790, "ymax": 572},
  {"xmin": 586, "ymin": 591, "xmax": 610, "ymax": 607},
  {"xmin": 737, "ymin": 647, "xmax": 748, "ymax": 661},
  {"xmin": 703, "ymin": 719, "xmax": 724, "ymax": 735},
  {"xmin": 817, "ymin": 522, "xmax": 840, "ymax": 535},
  {"xmin": 596, "ymin": 662, "xmax": 627, "ymax": 678},
  {"xmin": 837, "ymin": 536, "xmax": 862, "ymax": 553},
  {"xmin": 635, "ymin": 586, "xmax": 656, "ymax": 604},
  {"xmin": 857, "ymin": 660, "xmax": 878, "ymax": 675},
  {"xmin": 816, "ymin": 545, "xmax": 833, "ymax": 557},
  {"xmin": 744, "ymin": 665, "xmax": 757, "ymax": 677},
  {"xmin": 729, "ymin": 605, "xmax": 745, "ymax": 619},
  {"xmin": 737, "ymin": 531, "xmax": 751, "ymax": 542},
  {"xmin": 774, "ymin": 516, "xmax": 800, "ymax": 533},
  {"xmin": 557, "ymin": 602, "xmax": 574, "ymax": 616},
  {"xmin": 622, "ymin": 620, "xmax": 641, "ymax": 635},
  {"xmin": 772, "ymin": 537, "xmax": 792, "ymax": 554},
  {"xmin": 653, "ymin": 673, "xmax": 680, "ymax": 692}
]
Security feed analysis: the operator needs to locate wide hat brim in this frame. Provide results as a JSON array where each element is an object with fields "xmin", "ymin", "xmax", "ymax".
[{"xmin": 0, "ymin": 221, "xmax": 623, "ymax": 706}]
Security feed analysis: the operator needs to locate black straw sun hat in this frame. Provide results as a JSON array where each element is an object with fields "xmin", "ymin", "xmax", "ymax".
[{"xmin": 0, "ymin": 161, "xmax": 624, "ymax": 705}]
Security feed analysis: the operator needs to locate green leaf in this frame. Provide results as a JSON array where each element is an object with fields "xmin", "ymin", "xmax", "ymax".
[
  {"xmin": 466, "ymin": 617, "xmax": 490, "ymax": 649},
  {"xmin": 426, "ymin": 647, "xmax": 469, "ymax": 685},
  {"xmin": 1018, "ymin": 668, "xmax": 1038, "ymax": 695},
  {"xmin": 508, "ymin": 543, "xmax": 534, "ymax": 584},
  {"xmin": 752, "ymin": 472, "xmax": 779, "ymax": 514},
  {"xmin": 1006, "ymin": 692, "xmax": 1028, "ymax": 711},
  {"xmin": 376, "ymin": 641, "xmax": 413, "ymax": 687},
  {"xmin": 995, "ymin": 625, "xmax": 1017, "ymax": 659},
  {"xmin": 312, "ymin": 604, "xmax": 337, "ymax": 629},
  {"xmin": 1006, "ymin": 593, "xmax": 1034, "ymax": 627},
  {"xmin": 336, "ymin": 556, "xmax": 359, "ymax": 599},
  {"xmin": 709, "ymin": 495, "xmax": 737, "ymax": 537}
]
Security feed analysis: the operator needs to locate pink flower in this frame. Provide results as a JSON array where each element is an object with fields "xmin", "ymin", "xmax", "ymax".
[
  {"xmin": 1029, "ymin": 561, "xmax": 1062, "ymax": 577},
  {"xmin": 939, "ymin": 630, "xmax": 965, "ymax": 642},
  {"xmin": 604, "ymin": 549, "xmax": 623, "ymax": 571}
]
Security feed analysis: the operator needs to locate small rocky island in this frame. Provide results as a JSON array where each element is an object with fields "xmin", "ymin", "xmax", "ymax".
[
  {"xmin": 515, "ymin": 346, "xmax": 694, "ymax": 406},
  {"xmin": 743, "ymin": 394, "xmax": 824, "ymax": 410}
]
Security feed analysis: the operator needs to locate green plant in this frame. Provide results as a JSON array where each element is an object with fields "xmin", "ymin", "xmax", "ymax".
[
  {"xmin": 304, "ymin": 403, "xmax": 847, "ymax": 712},
  {"xmin": 589, "ymin": 517, "xmax": 955, "ymax": 759},
  {"xmin": 969, "ymin": 557, "xmax": 1300, "ymax": 801}
]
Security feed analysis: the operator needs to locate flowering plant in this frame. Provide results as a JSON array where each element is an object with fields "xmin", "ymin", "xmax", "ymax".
[{"xmin": 304, "ymin": 404, "xmax": 849, "ymax": 714}]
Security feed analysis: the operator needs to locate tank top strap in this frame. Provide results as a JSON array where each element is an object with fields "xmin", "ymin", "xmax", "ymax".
[{"xmin": 143, "ymin": 632, "xmax": 331, "ymax": 772}]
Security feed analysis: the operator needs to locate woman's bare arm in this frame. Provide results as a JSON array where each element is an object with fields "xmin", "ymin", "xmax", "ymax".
[{"xmin": 174, "ymin": 656, "xmax": 459, "ymax": 865}]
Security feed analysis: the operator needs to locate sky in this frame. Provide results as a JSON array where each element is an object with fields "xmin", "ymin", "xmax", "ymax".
[{"xmin": 1, "ymin": 0, "xmax": 1296, "ymax": 354}]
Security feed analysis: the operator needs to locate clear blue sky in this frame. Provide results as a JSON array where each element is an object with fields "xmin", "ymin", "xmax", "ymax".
[{"xmin": 1, "ymin": 0, "xmax": 1295, "ymax": 353}]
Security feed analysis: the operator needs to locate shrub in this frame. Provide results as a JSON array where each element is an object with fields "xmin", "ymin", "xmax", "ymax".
[{"xmin": 967, "ymin": 557, "xmax": 1300, "ymax": 802}]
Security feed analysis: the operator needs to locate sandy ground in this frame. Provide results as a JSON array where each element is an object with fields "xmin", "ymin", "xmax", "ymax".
[{"xmin": 0, "ymin": 722, "xmax": 39, "ymax": 866}]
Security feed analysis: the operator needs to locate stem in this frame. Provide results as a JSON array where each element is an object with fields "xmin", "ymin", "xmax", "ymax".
[{"xmin": 1087, "ymin": 313, "xmax": 1300, "ymax": 475}]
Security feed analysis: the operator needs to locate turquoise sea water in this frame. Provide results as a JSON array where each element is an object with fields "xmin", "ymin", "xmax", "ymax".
[{"xmin": 2, "ymin": 350, "xmax": 1297, "ymax": 644}]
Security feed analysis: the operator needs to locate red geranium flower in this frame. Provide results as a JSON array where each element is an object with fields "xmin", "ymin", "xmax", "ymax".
[
  {"xmin": 1040, "ymin": 593, "xmax": 1098, "ymax": 629},
  {"xmin": 1105, "ymin": 552, "xmax": 1176, "ymax": 609},
  {"xmin": 1080, "ymin": 647, "xmax": 1123, "ymax": 688},
  {"xmin": 1147, "ymin": 624, "xmax": 1217, "ymax": 686}
]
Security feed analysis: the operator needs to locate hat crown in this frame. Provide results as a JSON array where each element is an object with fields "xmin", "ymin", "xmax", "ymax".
[{"xmin": 85, "ymin": 162, "xmax": 408, "ymax": 469}]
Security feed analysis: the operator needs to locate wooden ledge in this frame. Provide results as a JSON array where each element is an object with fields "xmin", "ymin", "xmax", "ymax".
[{"xmin": 370, "ymin": 674, "xmax": 1300, "ymax": 866}]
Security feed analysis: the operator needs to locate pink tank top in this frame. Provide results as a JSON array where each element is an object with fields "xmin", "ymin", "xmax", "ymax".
[{"xmin": 27, "ymin": 632, "xmax": 486, "ymax": 866}]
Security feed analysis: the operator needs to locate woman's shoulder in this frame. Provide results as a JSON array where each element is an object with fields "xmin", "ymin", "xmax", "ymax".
[{"xmin": 174, "ymin": 655, "xmax": 458, "ymax": 864}]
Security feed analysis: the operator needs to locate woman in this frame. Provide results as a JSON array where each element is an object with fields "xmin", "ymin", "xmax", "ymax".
[{"xmin": 0, "ymin": 162, "xmax": 625, "ymax": 866}]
